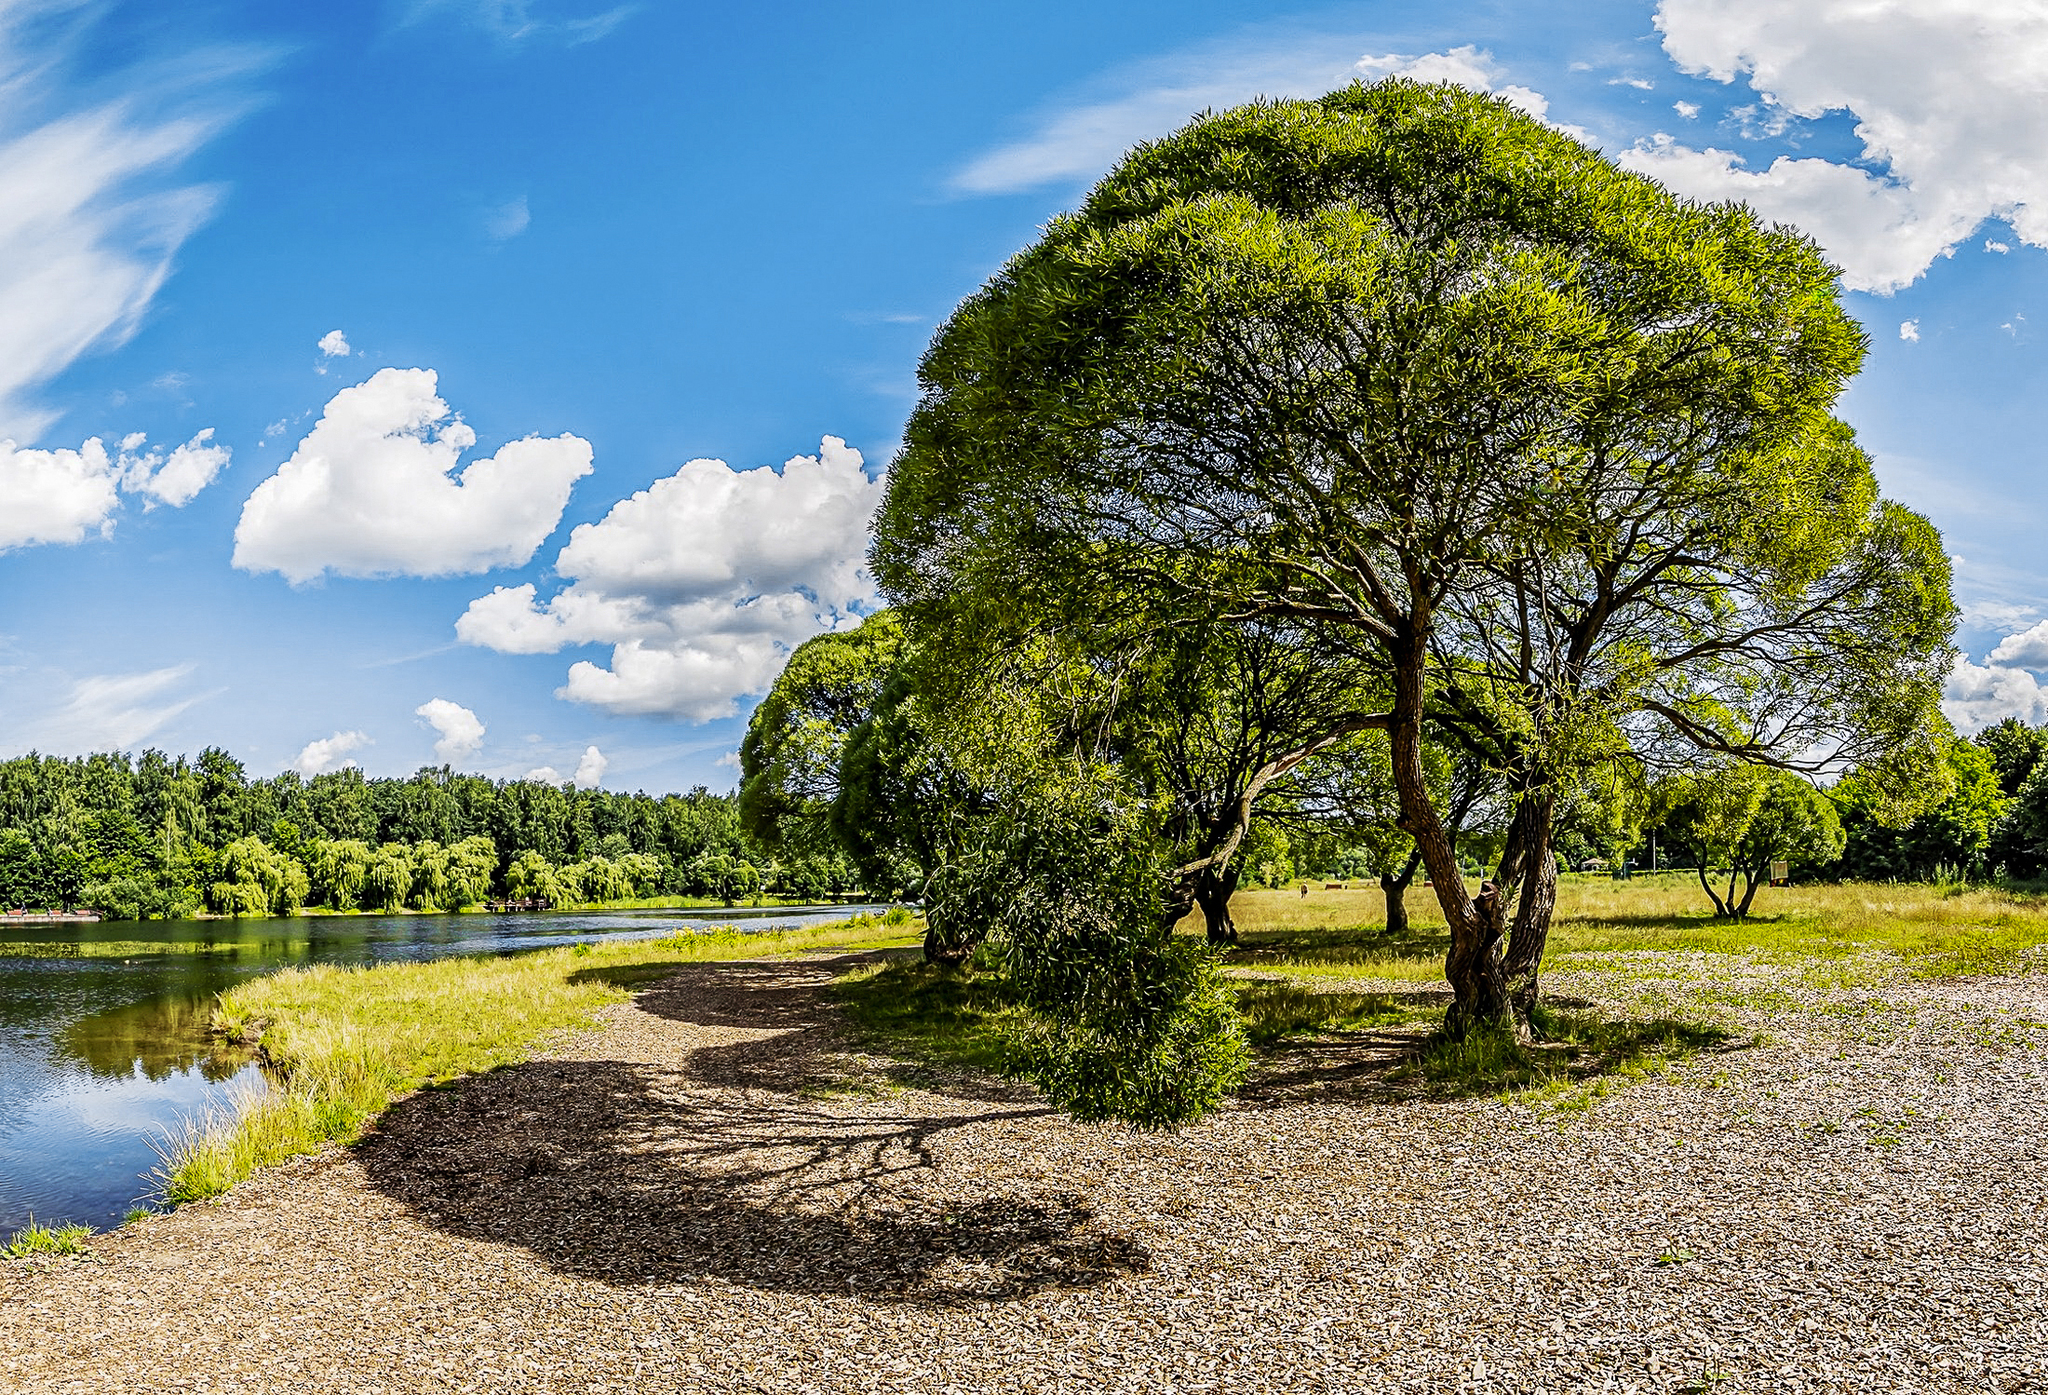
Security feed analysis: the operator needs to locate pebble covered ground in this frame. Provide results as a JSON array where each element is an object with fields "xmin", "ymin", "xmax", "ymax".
[{"xmin": 2, "ymin": 947, "xmax": 2044, "ymax": 1394}]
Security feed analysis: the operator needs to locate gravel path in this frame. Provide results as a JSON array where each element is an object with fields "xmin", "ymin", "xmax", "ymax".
[{"xmin": 3, "ymin": 950, "xmax": 2045, "ymax": 1394}]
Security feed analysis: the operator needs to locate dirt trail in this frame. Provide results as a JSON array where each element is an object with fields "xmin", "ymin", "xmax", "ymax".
[{"xmin": 3, "ymin": 953, "xmax": 2044, "ymax": 1393}]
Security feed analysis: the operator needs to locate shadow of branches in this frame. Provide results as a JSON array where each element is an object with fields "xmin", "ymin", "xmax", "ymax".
[{"xmin": 356, "ymin": 958, "xmax": 1145, "ymax": 1304}]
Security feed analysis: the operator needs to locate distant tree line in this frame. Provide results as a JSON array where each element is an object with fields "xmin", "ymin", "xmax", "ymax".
[{"xmin": 0, "ymin": 748, "xmax": 859, "ymax": 918}]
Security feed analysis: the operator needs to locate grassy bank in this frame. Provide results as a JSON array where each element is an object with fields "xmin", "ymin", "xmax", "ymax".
[
  {"xmin": 161, "ymin": 911, "xmax": 920, "ymax": 1204},
  {"xmin": 165, "ymin": 878, "xmax": 2048, "ymax": 1208}
]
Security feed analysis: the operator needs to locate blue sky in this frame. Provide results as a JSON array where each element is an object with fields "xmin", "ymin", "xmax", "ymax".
[{"xmin": 3, "ymin": 0, "xmax": 2046, "ymax": 794}]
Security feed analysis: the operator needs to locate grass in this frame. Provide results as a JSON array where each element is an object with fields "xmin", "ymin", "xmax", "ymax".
[
  {"xmin": 1210, "ymin": 875, "xmax": 2048, "ymax": 981},
  {"xmin": 158, "ymin": 910, "xmax": 920, "ymax": 1205},
  {"xmin": 154, "ymin": 872, "xmax": 2048, "ymax": 1203},
  {"xmin": 1410, "ymin": 1008, "xmax": 1734, "ymax": 1106},
  {"xmin": 830, "ymin": 950, "xmax": 1730, "ymax": 1105},
  {"xmin": 2, "ymin": 1219, "xmax": 94, "ymax": 1259},
  {"xmin": 1231, "ymin": 981, "xmax": 1437, "ymax": 1047},
  {"xmin": 0, "ymin": 939, "xmax": 290, "ymax": 959},
  {"xmin": 831, "ymin": 953, "xmax": 1025, "ymax": 1077}
]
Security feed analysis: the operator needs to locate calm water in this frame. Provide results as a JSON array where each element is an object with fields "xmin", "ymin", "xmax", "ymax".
[{"xmin": 0, "ymin": 904, "xmax": 884, "ymax": 1234}]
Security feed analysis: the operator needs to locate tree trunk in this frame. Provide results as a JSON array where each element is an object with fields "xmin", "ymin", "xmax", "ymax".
[
  {"xmin": 1734, "ymin": 858, "xmax": 1767, "ymax": 918},
  {"xmin": 1381, "ymin": 848, "xmax": 1421, "ymax": 939},
  {"xmin": 1499, "ymin": 793, "xmax": 1556, "ymax": 1020},
  {"xmin": 1195, "ymin": 862, "xmax": 1241, "ymax": 946},
  {"xmin": 1388, "ymin": 644, "xmax": 1513, "ymax": 1037},
  {"xmin": 1696, "ymin": 863, "xmax": 1732, "ymax": 918}
]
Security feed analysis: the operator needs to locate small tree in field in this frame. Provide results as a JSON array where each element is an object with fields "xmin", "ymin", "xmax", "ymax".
[
  {"xmin": 875, "ymin": 79, "xmax": 1954, "ymax": 1047},
  {"xmin": 1657, "ymin": 767, "xmax": 1843, "ymax": 918}
]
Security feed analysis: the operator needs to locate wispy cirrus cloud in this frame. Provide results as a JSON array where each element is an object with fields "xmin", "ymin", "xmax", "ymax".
[
  {"xmin": 0, "ymin": 8, "xmax": 270, "ymax": 441},
  {"xmin": 402, "ymin": 0, "xmax": 635, "ymax": 47},
  {"xmin": 7, "ymin": 664, "xmax": 210, "ymax": 756}
]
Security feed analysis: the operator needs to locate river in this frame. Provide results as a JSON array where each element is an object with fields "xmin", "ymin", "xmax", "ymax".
[{"xmin": 0, "ymin": 904, "xmax": 886, "ymax": 1235}]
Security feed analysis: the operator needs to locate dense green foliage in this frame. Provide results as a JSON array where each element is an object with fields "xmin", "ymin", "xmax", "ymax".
[
  {"xmin": 0, "ymin": 748, "xmax": 852, "ymax": 917},
  {"xmin": 870, "ymin": 73, "xmax": 1954, "ymax": 1075}
]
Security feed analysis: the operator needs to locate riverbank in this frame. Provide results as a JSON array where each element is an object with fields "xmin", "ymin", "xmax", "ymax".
[
  {"xmin": 5, "ymin": 931, "xmax": 2044, "ymax": 1392},
  {"xmin": 15, "ymin": 893, "xmax": 875, "ymax": 925},
  {"xmin": 159, "ymin": 910, "xmax": 921, "ymax": 1203}
]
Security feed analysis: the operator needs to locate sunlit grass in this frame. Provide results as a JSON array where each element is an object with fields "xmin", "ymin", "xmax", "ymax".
[
  {"xmin": 159, "ymin": 911, "xmax": 920, "ymax": 1204},
  {"xmin": 1205, "ymin": 875, "xmax": 2048, "ymax": 980},
  {"xmin": 2, "ymin": 1219, "xmax": 94, "ymax": 1259},
  {"xmin": 832, "ymin": 954, "xmax": 1025, "ymax": 1077},
  {"xmin": 0, "ymin": 939, "xmax": 282, "ymax": 959},
  {"xmin": 1231, "ymin": 981, "xmax": 1434, "ymax": 1046}
]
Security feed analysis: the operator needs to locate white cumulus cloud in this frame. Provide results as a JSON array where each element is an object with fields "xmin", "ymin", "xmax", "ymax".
[
  {"xmin": 233, "ymin": 367, "xmax": 593, "ymax": 583},
  {"xmin": 457, "ymin": 435, "xmax": 883, "ymax": 721},
  {"xmin": 120, "ymin": 428, "xmax": 231, "ymax": 508},
  {"xmin": 294, "ymin": 730, "xmax": 369, "ymax": 775},
  {"xmin": 415, "ymin": 697, "xmax": 486, "ymax": 764},
  {"xmin": 1625, "ymin": 0, "xmax": 2048, "ymax": 292},
  {"xmin": 0, "ymin": 438, "xmax": 120, "ymax": 550},
  {"xmin": 1944, "ymin": 655, "xmax": 2048, "ymax": 733},
  {"xmin": 318, "ymin": 329, "xmax": 351, "ymax": 357},
  {"xmin": 0, "ymin": 428, "xmax": 225, "ymax": 550},
  {"xmin": 1989, "ymin": 620, "xmax": 2048, "ymax": 670},
  {"xmin": 573, "ymin": 745, "xmax": 606, "ymax": 789},
  {"xmin": 524, "ymin": 765, "xmax": 561, "ymax": 784},
  {"xmin": 953, "ymin": 40, "xmax": 1546, "ymax": 195},
  {"xmin": 1899, "ymin": 319, "xmax": 1919, "ymax": 342}
]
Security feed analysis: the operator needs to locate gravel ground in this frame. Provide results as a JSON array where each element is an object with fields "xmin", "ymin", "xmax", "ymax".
[{"xmin": 3, "ymin": 949, "xmax": 2045, "ymax": 1394}]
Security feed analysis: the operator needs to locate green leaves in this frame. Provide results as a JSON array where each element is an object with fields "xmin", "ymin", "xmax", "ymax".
[{"xmin": 872, "ymin": 71, "xmax": 1956, "ymax": 1077}]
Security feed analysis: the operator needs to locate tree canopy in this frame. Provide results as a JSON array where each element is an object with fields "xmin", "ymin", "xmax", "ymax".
[{"xmin": 874, "ymin": 78, "xmax": 1955, "ymax": 1039}]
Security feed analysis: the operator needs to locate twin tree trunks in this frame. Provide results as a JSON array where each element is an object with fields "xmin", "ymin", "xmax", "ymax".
[{"xmin": 1393, "ymin": 662, "xmax": 1556, "ymax": 1040}]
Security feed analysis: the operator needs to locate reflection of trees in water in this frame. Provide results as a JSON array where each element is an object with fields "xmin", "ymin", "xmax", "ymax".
[{"xmin": 56, "ymin": 993, "xmax": 254, "ymax": 1082}]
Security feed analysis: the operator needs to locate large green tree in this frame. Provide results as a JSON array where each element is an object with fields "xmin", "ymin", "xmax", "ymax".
[{"xmin": 874, "ymin": 79, "xmax": 1954, "ymax": 1038}]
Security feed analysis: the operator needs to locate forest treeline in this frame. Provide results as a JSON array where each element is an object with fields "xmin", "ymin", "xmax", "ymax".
[{"xmin": 0, "ymin": 748, "xmax": 857, "ymax": 919}]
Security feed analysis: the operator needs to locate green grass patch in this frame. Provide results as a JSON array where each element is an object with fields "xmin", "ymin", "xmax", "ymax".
[
  {"xmin": 1407, "ymin": 1008, "xmax": 1734, "ymax": 1105},
  {"xmin": 1230, "ymin": 980, "xmax": 1435, "ymax": 1047},
  {"xmin": 0, "ymin": 939, "xmax": 287, "ymax": 960},
  {"xmin": 158, "ymin": 912, "xmax": 921, "ymax": 1205},
  {"xmin": 1208, "ymin": 879, "xmax": 2048, "ymax": 981},
  {"xmin": 831, "ymin": 954, "xmax": 1024, "ymax": 1077},
  {"xmin": 3, "ymin": 1219, "xmax": 94, "ymax": 1259},
  {"xmin": 834, "ymin": 949, "xmax": 1727, "ymax": 1109},
  {"xmin": 1221, "ymin": 919, "xmax": 1449, "ymax": 984}
]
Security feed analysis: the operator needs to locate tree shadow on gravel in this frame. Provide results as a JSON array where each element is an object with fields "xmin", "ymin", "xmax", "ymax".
[
  {"xmin": 357, "ymin": 959, "xmax": 1144, "ymax": 1305},
  {"xmin": 1239, "ymin": 1010, "xmax": 1745, "ymax": 1108}
]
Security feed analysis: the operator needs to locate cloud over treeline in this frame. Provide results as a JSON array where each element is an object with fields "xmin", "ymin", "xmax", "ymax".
[{"xmin": 458, "ymin": 435, "xmax": 883, "ymax": 721}]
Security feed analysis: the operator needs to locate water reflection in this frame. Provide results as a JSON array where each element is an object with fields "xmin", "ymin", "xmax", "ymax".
[
  {"xmin": 0, "ymin": 903, "xmax": 882, "ymax": 1234},
  {"xmin": 59, "ymin": 993, "xmax": 256, "ymax": 1082}
]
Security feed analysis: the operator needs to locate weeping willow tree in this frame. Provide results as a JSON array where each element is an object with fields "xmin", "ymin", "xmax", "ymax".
[{"xmin": 875, "ymin": 78, "xmax": 1954, "ymax": 1048}]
